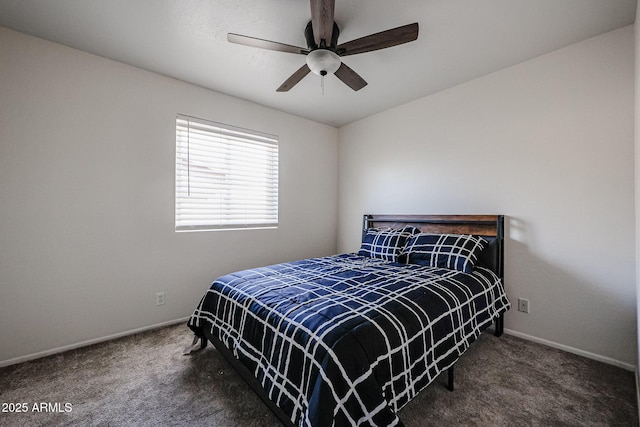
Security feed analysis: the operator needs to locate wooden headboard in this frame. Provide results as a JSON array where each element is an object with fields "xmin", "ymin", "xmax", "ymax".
[{"xmin": 362, "ymin": 214, "xmax": 504, "ymax": 280}]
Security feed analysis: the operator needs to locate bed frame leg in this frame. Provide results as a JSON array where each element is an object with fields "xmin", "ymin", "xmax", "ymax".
[
  {"xmin": 182, "ymin": 335, "xmax": 207, "ymax": 355},
  {"xmin": 494, "ymin": 314, "xmax": 504, "ymax": 337},
  {"xmin": 447, "ymin": 366, "xmax": 454, "ymax": 392}
]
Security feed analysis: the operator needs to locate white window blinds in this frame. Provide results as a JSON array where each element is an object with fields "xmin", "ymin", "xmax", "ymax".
[{"xmin": 175, "ymin": 115, "xmax": 279, "ymax": 231}]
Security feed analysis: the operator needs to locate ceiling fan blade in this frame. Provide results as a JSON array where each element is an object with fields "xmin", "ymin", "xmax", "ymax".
[
  {"xmin": 277, "ymin": 64, "xmax": 312, "ymax": 92},
  {"xmin": 310, "ymin": 0, "xmax": 335, "ymax": 47},
  {"xmin": 334, "ymin": 63, "xmax": 367, "ymax": 91},
  {"xmin": 228, "ymin": 33, "xmax": 309, "ymax": 54},
  {"xmin": 337, "ymin": 22, "xmax": 419, "ymax": 56}
]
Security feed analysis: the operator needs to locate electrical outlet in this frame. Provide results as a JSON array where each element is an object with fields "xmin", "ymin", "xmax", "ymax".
[
  {"xmin": 156, "ymin": 292, "xmax": 165, "ymax": 306},
  {"xmin": 517, "ymin": 298, "xmax": 529, "ymax": 313}
]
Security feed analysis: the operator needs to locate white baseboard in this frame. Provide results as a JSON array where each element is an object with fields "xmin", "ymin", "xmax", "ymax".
[
  {"xmin": 0, "ymin": 317, "xmax": 190, "ymax": 368},
  {"xmin": 504, "ymin": 328, "xmax": 636, "ymax": 372}
]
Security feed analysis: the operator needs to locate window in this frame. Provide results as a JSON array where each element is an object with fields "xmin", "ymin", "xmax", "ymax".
[{"xmin": 175, "ymin": 115, "xmax": 278, "ymax": 231}]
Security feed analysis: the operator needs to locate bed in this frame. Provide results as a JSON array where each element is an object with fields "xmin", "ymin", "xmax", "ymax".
[{"xmin": 187, "ymin": 214, "xmax": 510, "ymax": 426}]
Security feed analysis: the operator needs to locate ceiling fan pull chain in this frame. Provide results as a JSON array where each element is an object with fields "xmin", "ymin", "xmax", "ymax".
[{"xmin": 321, "ymin": 74, "xmax": 324, "ymax": 95}]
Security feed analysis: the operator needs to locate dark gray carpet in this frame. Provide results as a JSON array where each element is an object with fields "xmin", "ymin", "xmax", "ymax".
[{"xmin": 0, "ymin": 323, "xmax": 636, "ymax": 426}]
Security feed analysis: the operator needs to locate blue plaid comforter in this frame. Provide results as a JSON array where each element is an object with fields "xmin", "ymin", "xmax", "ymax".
[{"xmin": 188, "ymin": 254, "xmax": 510, "ymax": 426}]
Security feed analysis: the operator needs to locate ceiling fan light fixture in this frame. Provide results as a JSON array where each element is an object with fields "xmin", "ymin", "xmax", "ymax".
[{"xmin": 306, "ymin": 49, "xmax": 341, "ymax": 76}]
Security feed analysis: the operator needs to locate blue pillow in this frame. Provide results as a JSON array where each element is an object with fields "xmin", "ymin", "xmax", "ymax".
[
  {"xmin": 403, "ymin": 233, "xmax": 487, "ymax": 273},
  {"xmin": 358, "ymin": 226, "xmax": 419, "ymax": 262}
]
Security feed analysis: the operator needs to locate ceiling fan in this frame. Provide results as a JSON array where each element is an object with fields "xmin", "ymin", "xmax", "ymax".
[{"xmin": 227, "ymin": 0, "xmax": 419, "ymax": 92}]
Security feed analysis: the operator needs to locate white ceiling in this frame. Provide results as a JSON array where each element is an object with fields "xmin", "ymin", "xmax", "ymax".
[{"xmin": 0, "ymin": 0, "xmax": 636, "ymax": 127}]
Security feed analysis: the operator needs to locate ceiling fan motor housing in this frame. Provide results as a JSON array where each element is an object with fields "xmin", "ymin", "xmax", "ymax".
[{"xmin": 305, "ymin": 21, "xmax": 340, "ymax": 49}]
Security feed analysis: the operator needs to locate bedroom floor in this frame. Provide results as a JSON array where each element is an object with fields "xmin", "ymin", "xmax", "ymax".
[{"xmin": 0, "ymin": 323, "xmax": 636, "ymax": 426}]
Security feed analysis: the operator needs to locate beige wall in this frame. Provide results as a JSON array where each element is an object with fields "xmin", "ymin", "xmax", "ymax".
[
  {"xmin": 338, "ymin": 26, "xmax": 636, "ymax": 368},
  {"xmin": 0, "ymin": 27, "xmax": 338, "ymax": 366}
]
